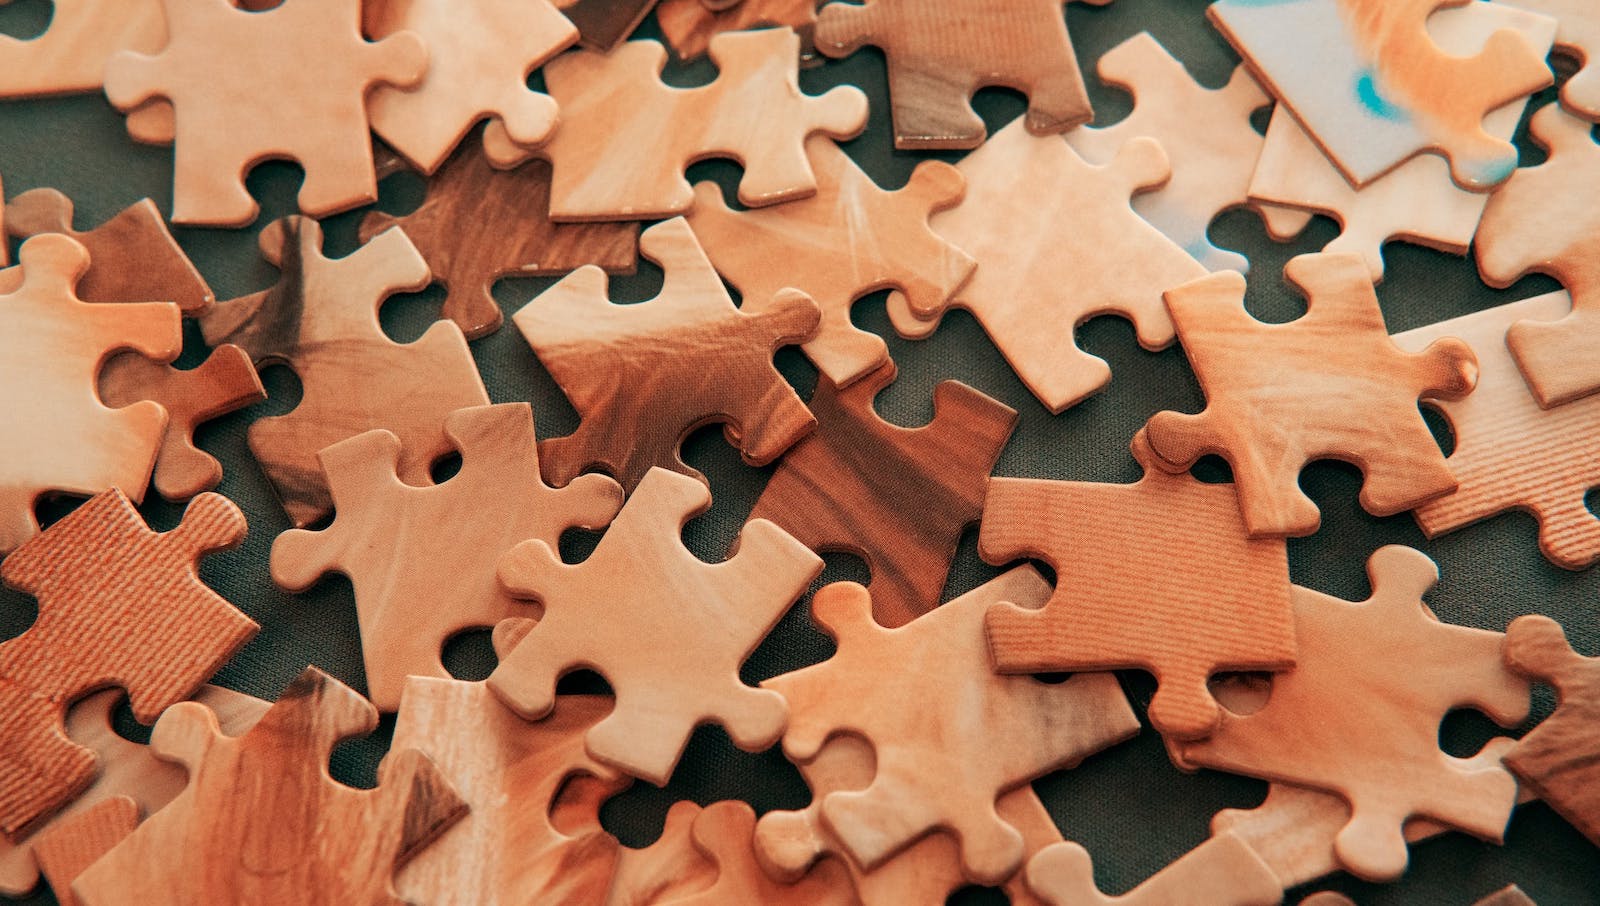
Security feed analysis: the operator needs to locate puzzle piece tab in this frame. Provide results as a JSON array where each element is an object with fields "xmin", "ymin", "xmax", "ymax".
[
  {"xmin": 674, "ymin": 802, "xmax": 859, "ymax": 906},
  {"xmin": 1502, "ymin": 614, "xmax": 1600, "ymax": 846},
  {"xmin": 1022, "ymin": 834, "xmax": 1282, "ymax": 906}
]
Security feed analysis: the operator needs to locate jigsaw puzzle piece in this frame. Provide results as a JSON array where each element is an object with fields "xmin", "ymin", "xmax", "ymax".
[
  {"xmin": 1502, "ymin": 614, "xmax": 1600, "ymax": 846},
  {"xmin": 1022, "ymin": 834, "xmax": 1282, "ymax": 906},
  {"xmin": 657, "ymin": 0, "xmax": 818, "ymax": 60}
]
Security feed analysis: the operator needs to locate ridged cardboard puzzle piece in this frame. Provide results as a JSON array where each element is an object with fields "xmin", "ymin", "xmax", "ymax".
[
  {"xmin": 1022, "ymin": 834, "xmax": 1282, "ymax": 906},
  {"xmin": 198, "ymin": 216, "xmax": 490, "ymax": 527},
  {"xmin": 1144, "ymin": 253, "xmax": 1478, "ymax": 538},
  {"xmin": 672, "ymin": 802, "xmax": 860, "ymax": 905},
  {"xmin": 686, "ymin": 134, "xmax": 974, "ymax": 386},
  {"xmin": 490, "ymin": 466, "xmax": 824, "ymax": 785},
  {"xmin": 1501, "ymin": 614, "xmax": 1600, "ymax": 846},
  {"xmin": 886, "ymin": 117, "xmax": 1205, "ymax": 414},
  {"xmin": 1173, "ymin": 546, "xmax": 1531, "ymax": 882},
  {"xmin": 554, "ymin": 0, "xmax": 659, "ymax": 51},
  {"xmin": 481, "ymin": 29, "xmax": 868, "ymax": 219},
  {"xmin": 0, "ymin": 490, "xmax": 258, "ymax": 838},
  {"xmin": 102, "ymin": 0, "xmax": 427, "ymax": 226},
  {"xmin": 1514, "ymin": 0, "xmax": 1600, "ymax": 120},
  {"xmin": 512, "ymin": 217, "xmax": 819, "ymax": 493},
  {"xmin": 657, "ymin": 0, "xmax": 818, "ymax": 60},
  {"xmin": 32, "ymin": 796, "xmax": 136, "ymax": 906},
  {"xmin": 0, "ymin": 0, "xmax": 165, "ymax": 98},
  {"xmin": 1207, "ymin": 0, "xmax": 1553, "ymax": 189}
]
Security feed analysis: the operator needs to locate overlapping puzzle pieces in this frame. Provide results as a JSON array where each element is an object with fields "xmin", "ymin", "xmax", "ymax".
[
  {"xmin": 1022, "ymin": 834, "xmax": 1282, "ymax": 906},
  {"xmin": 657, "ymin": 0, "xmax": 819, "ymax": 60},
  {"xmin": 676, "ymin": 801, "xmax": 860, "ymax": 905},
  {"xmin": 1502, "ymin": 614, "xmax": 1600, "ymax": 846},
  {"xmin": 1516, "ymin": 0, "xmax": 1600, "ymax": 120}
]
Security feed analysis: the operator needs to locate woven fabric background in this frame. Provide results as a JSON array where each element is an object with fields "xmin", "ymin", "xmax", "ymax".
[{"xmin": 1, "ymin": 0, "xmax": 1598, "ymax": 902}]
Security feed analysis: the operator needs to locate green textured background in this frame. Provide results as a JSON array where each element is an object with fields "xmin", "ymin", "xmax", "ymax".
[{"xmin": 1, "ymin": 0, "xmax": 1598, "ymax": 902}]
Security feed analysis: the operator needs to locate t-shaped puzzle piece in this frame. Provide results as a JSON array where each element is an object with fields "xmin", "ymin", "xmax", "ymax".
[
  {"xmin": 0, "ymin": 0, "xmax": 165, "ymax": 98},
  {"xmin": 1501, "ymin": 614, "xmax": 1600, "ymax": 846},
  {"xmin": 1022, "ymin": 834, "xmax": 1282, "ymax": 906}
]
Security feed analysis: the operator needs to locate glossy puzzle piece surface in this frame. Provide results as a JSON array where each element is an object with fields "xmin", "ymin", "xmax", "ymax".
[
  {"xmin": 1174, "ymin": 546, "xmax": 1531, "ymax": 881},
  {"xmin": 513, "ymin": 217, "xmax": 819, "ymax": 493},
  {"xmin": 1022, "ymin": 834, "xmax": 1282, "ymax": 906},
  {"xmin": 199, "ymin": 217, "xmax": 490, "ymax": 526},
  {"xmin": 490, "ymin": 466, "xmax": 824, "ymax": 784},
  {"xmin": 0, "ymin": 0, "xmax": 164, "ymax": 98},
  {"xmin": 1208, "ymin": 0, "xmax": 1553, "ymax": 189},
  {"xmin": 103, "ymin": 0, "xmax": 427, "ymax": 225},
  {"xmin": 481, "ymin": 29, "xmax": 868, "ymax": 219},
  {"xmin": 271, "ymin": 404, "xmax": 623, "ymax": 711},
  {"xmin": 814, "ymin": 0, "xmax": 1096, "ymax": 150},
  {"xmin": 1144, "ymin": 253, "xmax": 1478, "ymax": 538},
  {"xmin": 358, "ymin": 139, "xmax": 640, "ymax": 339},
  {"xmin": 1501, "ymin": 614, "xmax": 1600, "ymax": 846},
  {"xmin": 1515, "ymin": 0, "xmax": 1600, "ymax": 120},
  {"xmin": 686, "ymin": 135, "xmax": 974, "ymax": 386},
  {"xmin": 554, "ymin": 0, "xmax": 658, "ymax": 51},
  {"xmin": 760, "ymin": 570, "xmax": 1139, "ymax": 885},
  {"xmin": 886, "ymin": 117, "xmax": 1205, "ymax": 414},
  {"xmin": 31, "ymin": 796, "xmax": 136, "ymax": 906},
  {"xmin": 674, "ymin": 802, "xmax": 860, "ymax": 906},
  {"xmin": 0, "ymin": 490, "xmax": 258, "ymax": 838},
  {"xmin": 981, "ymin": 430, "xmax": 1297, "ymax": 741},
  {"xmin": 657, "ymin": 0, "xmax": 818, "ymax": 60}
]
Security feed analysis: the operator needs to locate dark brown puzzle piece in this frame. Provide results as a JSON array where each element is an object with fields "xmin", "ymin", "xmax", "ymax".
[
  {"xmin": 1502, "ymin": 614, "xmax": 1600, "ymax": 845},
  {"xmin": 555, "ymin": 0, "xmax": 659, "ymax": 51}
]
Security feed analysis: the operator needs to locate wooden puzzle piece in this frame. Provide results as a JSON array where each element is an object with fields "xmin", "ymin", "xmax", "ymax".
[
  {"xmin": 673, "ymin": 801, "xmax": 859, "ymax": 905},
  {"xmin": 981, "ymin": 429, "xmax": 1297, "ymax": 741},
  {"xmin": 554, "ymin": 0, "xmax": 659, "ymax": 51},
  {"xmin": 363, "ymin": 0, "xmax": 576, "ymax": 174},
  {"xmin": 686, "ymin": 135, "xmax": 973, "ymax": 386},
  {"xmin": 103, "ymin": 0, "xmax": 427, "ymax": 226},
  {"xmin": 813, "ymin": 0, "xmax": 1095, "ymax": 150},
  {"xmin": 657, "ymin": 0, "xmax": 818, "ymax": 61},
  {"xmin": 481, "ymin": 29, "xmax": 868, "ymax": 220},
  {"xmin": 760, "ymin": 569, "xmax": 1139, "ymax": 884},
  {"xmin": 1304, "ymin": 885, "xmax": 1534, "ymax": 906},
  {"xmin": 1144, "ymin": 253, "xmax": 1478, "ymax": 538},
  {"xmin": 0, "ymin": 490, "xmax": 258, "ymax": 838},
  {"xmin": 358, "ymin": 139, "xmax": 640, "ymax": 340},
  {"xmin": 512, "ymin": 217, "xmax": 819, "ymax": 493},
  {"xmin": 1173, "ymin": 546, "xmax": 1531, "ymax": 882},
  {"xmin": 0, "ymin": 0, "xmax": 164, "ymax": 98},
  {"xmin": 588, "ymin": 800, "xmax": 718, "ymax": 904},
  {"xmin": 1022, "ymin": 834, "xmax": 1282, "ymax": 906},
  {"xmin": 199, "ymin": 217, "xmax": 490, "ymax": 527},
  {"xmin": 1476, "ymin": 104, "xmax": 1600, "ymax": 408},
  {"xmin": 1064, "ymin": 31, "xmax": 1271, "ymax": 274},
  {"xmin": 747, "ymin": 362, "xmax": 1015, "ymax": 627},
  {"xmin": 1514, "ymin": 0, "xmax": 1600, "ymax": 120},
  {"xmin": 1393, "ymin": 293, "xmax": 1600, "ymax": 569},
  {"xmin": 271, "ymin": 404, "xmax": 623, "ymax": 711},
  {"xmin": 0, "ymin": 234, "xmax": 180, "ymax": 552},
  {"xmin": 1207, "ymin": 0, "xmax": 1553, "ymax": 189},
  {"xmin": 31, "ymin": 796, "xmax": 136, "ymax": 906},
  {"xmin": 885, "ymin": 118, "xmax": 1205, "ymax": 414},
  {"xmin": 1501, "ymin": 613, "xmax": 1600, "ymax": 846},
  {"xmin": 490, "ymin": 466, "xmax": 823, "ymax": 784}
]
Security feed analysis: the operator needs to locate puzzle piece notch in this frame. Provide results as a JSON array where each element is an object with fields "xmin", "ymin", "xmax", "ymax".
[
  {"xmin": 1517, "ymin": 0, "xmax": 1600, "ymax": 120},
  {"xmin": 675, "ymin": 801, "xmax": 860, "ymax": 905},
  {"xmin": 1501, "ymin": 614, "xmax": 1600, "ymax": 845},
  {"xmin": 32, "ymin": 795, "xmax": 137, "ymax": 906},
  {"xmin": 657, "ymin": 0, "xmax": 819, "ymax": 61},
  {"xmin": 553, "ymin": 0, "xmax": 659, "ymax": 51},
  {"xmin": 1022, "ymin": 834, "xmax": 1282, "ymax": 906},
  {"xmin": 0, "ymin": 0, "xmax": 166, "ymax": 98}
]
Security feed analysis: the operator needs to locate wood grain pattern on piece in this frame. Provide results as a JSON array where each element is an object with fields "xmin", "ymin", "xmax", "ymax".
[
  {"xmin": 1393, "ymin": 293, "xmax": 1600, "ymax": 569},
  {"xmin": 481, "ymin": 29, "xmax": 868, "ymax": 219},
  {"xmin": 1207, "ymin": 0, "xmax": 1553, "ymax": 189},
  {"xmin": 554, "ymin": 0, "xmax": 659, "ymax": 51},
  {"xmin": 1143, "ymin": 253, "xmax": 1477, "ymax": 538},
  {"xmin": 271, "ymin": 404, "xmax": 623, "ymax": 711},
  {"xmin": 490, "ymin": 466, "xmax": 824, "ymax": 785},
  {"xmin": 359, "ymin": 139, "xmax": 639, "ymax": 339},
  {"xmin": 885, "ymin": 118, "xmax": 1205, "ymax": 414},
  {"xmin": 672, "ymin": 801, "xmax": 860, "ymax": 905},
  {"xmin": 0, "ymin": 490, "xmax": 258, "ymax": 838},
  {"xmin": 1501, "ymin": 614, "xmax": 1600, "ymax": 846},
  {"xmin": 199, "ymin": 217, "xmax": 490, "ymax": 527},
  {"xmin": 512, "ymin": 216, "xmax": 819, "ymax": 493},
  {"xmin": 981, "ymin": 429, "xmax": 1297, "ymax": 741},
  {"xmin": 30, "ymin": 796, "xmax": 136, "ymax": 906},
  {"xmin": 747, "ymin": 363, "xmax": 1014, "ymax": 627},
  {"xmin": 576, "ymin": 799, "xmax": 716, "ymax": 904},
  {"xmin": 0, "ymin": 0, "xmax": 164, "ymax": 97},
  {"xmin": 0, "ymin": 234, "xmax": 180, "ymax": 552},
  {"xmin": 1022, "ymin": 834, "xmax": 1282, "ymax": 906},
  {"xmin": 657, "ymin": 0, "xmax": 818, "ymax": 61},
  {"xmin": 1173, "ymin": 546, "xmax": 1531, "ymax": 882},
  {"xmin": 1064, "ymin": 31, "xmax": 1270, "ymax": 273},
  {"xmin": 813, "ymin": 0, "xmax": 1096, "ymax": 150},
  {"xmin": 1476, "ymin": 104, "xmax": 1600, "ymax": 408},
  {"xmin": 759, "ymin": 570, "xmax": 1139, "ymax": 885},
  {"xmin": 1515, "ymin": 0, "xmax": 1600, "ymax": 120},
  {"xmin": 686, "ymin": 134, "xmax": 973, "ymax": 386},
  {"xmin": 102, "ymin": 0, "xmax": 426, "ymax": 226}
]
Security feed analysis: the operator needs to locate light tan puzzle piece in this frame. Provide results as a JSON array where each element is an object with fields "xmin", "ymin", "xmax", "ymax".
[
  {"xmin": 657, "ymin": 0, "xmax": 818, "ymax": 61},
  {"xmin": 1022, "ymin": 833, "xmax": 1283, "ymax": 906},
  {"xmin": 886, "ymin": 117, "xmax": 1205, "ymax": 414},
  {"xmin": 0, "ymin": 0, "xmax": 164, "ymax": 98},
  {"xmin": 1514, "ymin": 0, "xmax": 1600, "ymax": 121},
  {"xmin": 673, "ymin": 801, "xmax": 860, "ymax": 905}
]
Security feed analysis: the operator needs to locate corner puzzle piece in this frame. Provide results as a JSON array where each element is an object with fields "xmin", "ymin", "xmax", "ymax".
[
  {"xmin": 675, "ymin": 802, "xmax": 859, "ymax": 906},
  {"xmin": 490, "ymin": 466, "xmax": 823, "ymax": 784},
  {"xmin": 0, "ymin": 490, "xmax": 258, "ymax": 838},
  {"xmin": 1514, "ymin": 0, "xmax": 1600, "ymax": 120},
  {"xmin": 1501, "ymin": 614, "xmax": 1600, "ymax": 846},
  {"xmin": 657, "ymin": 0, "xmax": 818, "ymax": 61},
  {"xmin": 1476, "ymin": 104, "xmax": 1600, "ymax": 408},
  {"xmin": 981, "ymin": 429, "xmax": 1296, "ymax": 741},
  {"xmin": 886, "ymin": 118, "xmax": 1204, "ymax": 414},
  {"xmin": 748, "ymin": 362, "xmax": 1015, "ymax": 627},
  {"xmin": 761, "ymin": 570, "xmax": 1139, "ymax": 885},
  {"xmin": 481, "ymin": 30, "xmax": 868, "ymax": 220},
  {"xmin": 1064, "ymin": 31, "xmax": 1270, "ymax": 274},
  {"xmin": 391, "ymin": 678, "xmax": 625, "ymax": 906},
  {"xmin": 687, "ymin": 135, "xmax": 973, "ymax": 386},
  {"xmin": 1174, "ymin": 546, "xmax": 1531, "ymax": 882},
  {"xmin": 1022, "ymin": 834, "xmax": 1282, "ymax": 906},
  {"xmin": 0, "ymin": 234, "xmax": 181, "ymax": 552},
  {"xmin": 1144, "ymin": 253, "xmax": 1477, "ymax": 538},
  {"xmin": 103, "ymin": 0, "xmax": 426, "ymax": 226},
  {"xmin": 364, "ymin": 0, "xmax": 575, "ymax": 174},
  {"xmin": 32, "ymin": 796, "xmax": 136, "ymax": 906},
  {"xmin": 1208, "ymin": 0, "xmax": 1553, "ymax": 189},
  {"xmin": 814, "ymin": 0, "xmax": 1095, "ymax": 150},
  {"xmin": 199, "ymin": 217, "xmax": 489, "ymax": 526},
  {"xmin": 271, "ymin": 404, "xmax": 623, "ymax": 711},
  {"xmin": 73, "ymin": 668, "xmax": 466, "ymax": 906},
  {"xmin": 0, "ymin": 0, "xmax": 164, "ymax": 98},
  {"xmin": 359, "ymin": 140, "xmax": 639, "ymax": 340},
  {"xmin": 513, "ymin": 217, "xmax": 819, "ymax": 493},
  {"xmin": 1394, "ymin": 293, "xmax": 1600, "ymax": 569},
  {"xmin": 554, "ymin": 0, "xmax": 659, "ymax": 51}
]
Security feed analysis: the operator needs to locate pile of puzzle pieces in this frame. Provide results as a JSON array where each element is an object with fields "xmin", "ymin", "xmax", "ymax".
[{"xmin": 1, "ymin": 0, "xmax": 1598, "ymax": 902}]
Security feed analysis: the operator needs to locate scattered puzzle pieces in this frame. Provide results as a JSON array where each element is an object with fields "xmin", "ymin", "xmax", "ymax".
[
  {"xmin": 657, "ymin": 0, "xmax": 818, "ymax": 60},
  {"xmin": 1022, "ymin": 834, "xmax": 1282, "ymax": 906},
  {"xmin": 1502, "ymin": 614, "xmax": 1600, "ymax": 846}
]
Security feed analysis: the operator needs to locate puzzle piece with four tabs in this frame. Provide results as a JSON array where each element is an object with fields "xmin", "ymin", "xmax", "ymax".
[
  {"xmin": 0, "ymin": 0, "xmax": 166, "ymax": 98},
  {"xmin": 1021, "ymin": 833, "xmax": 1282, "ymax": 906},
  {"xmin": 513, "ymin": 216, "xmax": 819, "ymax": 493},
  {"xmin": 1501, "ymin": 614, "xmax": 1600, "ymax": 846},
  {"xmin": 1514, "ymin": 0, "xmax": 1600, "ymax": 121},
  {"xmin": 657, "ymin": 0, "xmax": 819, "ymax": 61},
  {"xmin": 1144, "ymin": 253, "xmax": 1478, "ymax": 538}
]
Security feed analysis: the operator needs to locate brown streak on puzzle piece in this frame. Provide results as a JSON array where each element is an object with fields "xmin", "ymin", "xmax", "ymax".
[
  {"xmin": 554, "ymin": 0, "xmax": 660, "ymax": 51},
  {"xmin": 657, "ymin": 0, "xmax": 819, "ymax": 60},
  {"xmin": 32, "ymin": 796, "xmax": 136, "ymax": 906},
  {"xmin": 1502, "ymin": 614, "xmax": 1600, "ymax": 846}
]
